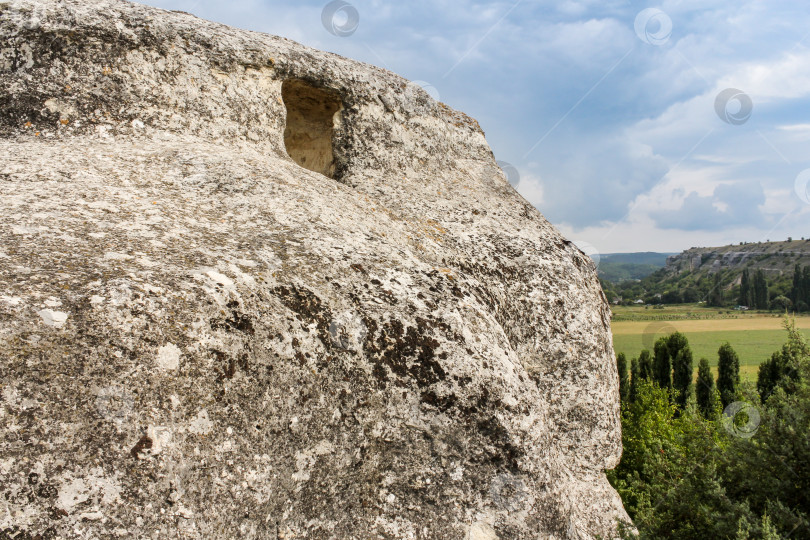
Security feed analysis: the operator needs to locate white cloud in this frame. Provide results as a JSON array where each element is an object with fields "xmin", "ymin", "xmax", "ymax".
[
  {"xmin": 728, "ymin": 52, "xmax": 810, "ymax": 101},
  {"xmin": 514, "ymin": 172, "xmax": 545, "ymax": 208}
]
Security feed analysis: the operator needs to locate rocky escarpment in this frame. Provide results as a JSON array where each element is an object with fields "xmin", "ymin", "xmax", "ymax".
[
  {"xmin": 0, "ymin": 0, "xmax": 628, "ymax": 538},
  {"xmin": 665, "ymin": 240, "xmax": 810, "ymax": 278}
]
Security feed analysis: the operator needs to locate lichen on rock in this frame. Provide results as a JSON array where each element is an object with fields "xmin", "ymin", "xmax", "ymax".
[{"xmin": 0, "ymin": 0, "xmax": 629, "ymax": 538}]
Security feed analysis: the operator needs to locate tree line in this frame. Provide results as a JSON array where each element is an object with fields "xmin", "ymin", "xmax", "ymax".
[
  {"xmin": 609, "ymin": 320, "xmax": 810, "ymax": 538},
  {"xmin": 606, "ymin": 263, "xmax": 810, "ymax": 311},
  {"xmin": 736, "ymin": 268, "xmax": 770, "ymax": 309},
  {"xmin": 734, "ymin": 264, "xmax": 810, "ymax": 311},
  {"xmin": 617, "ymin": 332, "xmax": 741, "ymax": 416}
]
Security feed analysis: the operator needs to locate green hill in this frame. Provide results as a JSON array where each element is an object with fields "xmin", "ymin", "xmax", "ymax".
[
  {"xmin": 597, "ymin": 252, "xmax": 674, "ymax": 283},
  {"xmin": 607, "ymin": 239, "xmax": 810, "ymax": 309}
]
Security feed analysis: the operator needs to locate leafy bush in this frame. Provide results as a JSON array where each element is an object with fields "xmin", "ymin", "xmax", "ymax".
[
  {"xmin": 769, "ymin": 295, "xmax": 791, "ymax": 311},
  {"xmin": 610, "ymin": 320, "xmax": 810, "ymax": 538}
]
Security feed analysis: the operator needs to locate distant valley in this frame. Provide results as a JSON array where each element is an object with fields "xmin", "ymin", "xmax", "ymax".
[
  {"xmin": 599, "ymin": 238, "xmax": 810, "ymax": 309},
  {"xmin": 597, "ymin": 252, "xmax": 675, "ymax": 283}
]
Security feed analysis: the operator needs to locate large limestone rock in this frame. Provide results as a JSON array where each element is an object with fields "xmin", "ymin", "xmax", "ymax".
[{"xmin": 0, "ymin": 1, "xmax": 629, "ymax": 537}]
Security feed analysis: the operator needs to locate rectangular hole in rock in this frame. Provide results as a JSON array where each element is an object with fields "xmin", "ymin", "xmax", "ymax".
[{"xmin": 281, "ymin": 79, "xmax": 343, "ymax": 179}]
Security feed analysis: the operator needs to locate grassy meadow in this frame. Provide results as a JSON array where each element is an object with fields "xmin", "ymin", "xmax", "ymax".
[{"xmin": 611, "ymin": 304, "xmax": 810, "ymax": 380}]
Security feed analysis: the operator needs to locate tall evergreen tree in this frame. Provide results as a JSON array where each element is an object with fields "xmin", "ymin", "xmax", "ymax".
[
  {"xmin": 791, "ymin": 264, "xmax": 802, "ymax": 307},
  {"xmin": 695, "ymin": 357, "xmax": 716, "ymax": 419},
  {"xmin": 757, "ymin": 318, "xmax": 806, "ymax": 401},
  {"xmin": 757, "ymin": 350, "xmax": 790, "ymax": 402},
  {"xmin": 803, "ymin": 266, "xmax": 810, "ymax": 309},
  {"xmin": 617, "ymin": 352, "xmax": 630, "ymax": 405},
  {"xmin": 638, "ymin": 350, "xmax": 654, "ymax": 382},
  {"xmin": 653, "ymin": 336, "xmax": 672, "ymax": 390},
  {"xmin": 740, "ymin": 268, "xmax": 752, "ymax": 307},
  {"xmin": 753, "ymin": 269, "xmax": 769, "ymax": 310},
  {"xmin": 717, "ymin": 342, "xmax": 740, "ymax": 409},
  {"xmin": 630, "ymin": 357, "xmax": 640, "ymax": 404},
  {"xmin": 707, "ymin": 272, "xmax": 724, "ymax": 307},
  {"xmin": 667, "ymin": 332, "xmax": 689, "ymax": 363},
  {"xmin": 672, "ymin": 347, "xmax": 694, "ymax": 409}
]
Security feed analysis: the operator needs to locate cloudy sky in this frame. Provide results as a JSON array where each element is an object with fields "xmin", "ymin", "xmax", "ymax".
[{"xmin": 141, "ymin": 0, "xmax": 810, "ymax": 254}]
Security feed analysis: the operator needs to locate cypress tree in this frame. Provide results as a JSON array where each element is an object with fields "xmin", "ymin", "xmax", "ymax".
[
  {"xmin": 717, "ymin": 342, "xmax": 740, "ymax": 409},
  {"xmin": 708, "ymin": 272, "xmax": 724, "ymax": 307},
  {"xmin": 753, "ymin": 269, "xmax": 769, "ymax": 310},
  {"xmin": 804, "ymin": 266, "xmax": 810, "ymax": 308},
  {"xmin": 757, "ymin": 342, "xmax": 801, "ymax": 402},
  {"xmin": 740, "ymin": 268, "xmax": 752, "ymax": 306},
  {"xmin": 653, "ymin": 336, "xmax": 671, "ymax": 390},
  {"xmin": 791, "ymin": 264, "xmax": 802, "ymax": 307},
  {"xmin": 629, "ymin": 357, "xmax": 639, "ymax": 404},
  {"xmin": 762, "ymin": 269, "xmax": 770, "ymax": 309},
  {"xmin": 695, "ymin": 357, "xmax": 716, "ymax": 419},
  {"xmin": 667, "ymin": 332, "xmax": 689, "ymax": 363},
  {"xmin": 616, "ymin": 352, "xmax": 629, "ymax": 406},
  {"xmin": 638, "ymin": 350, "xmax": 654, "ymax": 382},
  {"xmin": 757, "ymin": 350, "xmax": 782, "ymax": 402},
  {"xmin": 672, "ymin": 347, "xmax": 694, "ymax": 409}
]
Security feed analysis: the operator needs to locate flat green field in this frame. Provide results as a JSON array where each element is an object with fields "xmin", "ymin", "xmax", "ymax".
[{"xmin": 610, "ymin": 305, "xmax": 810, "ymax": 381}]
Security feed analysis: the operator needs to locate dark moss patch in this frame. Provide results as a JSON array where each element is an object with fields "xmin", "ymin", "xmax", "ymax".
[
  {"xmin": 363, "ymin": 317, "xmax": 445, "ymax": 389},
  {"xmin": 210, "ymin": 349, "xmax": 250, "ymax": 383},
  {"xmin": 210, "ymin": 300, "xmax": 255, "ymax": 335},
  {"xmin": 420, "ymin": 390, "xmax": 457, "ymax": 411},
  {"xmin": 1, "ymin": 525, "xmax": 57, "ymax": 540},
  {"xmin": 130, "ymin": 435, "xmax": 153, "ymax": 459},
  {"xmin": 36, "ymin": 483, "xmax": 57, "ymax": 499},
  {"xmin": 450, "ymin": 387, "xmax": 522, "ymax": 472},
  {"xmin": 272, "ymin": 285, "xmax": 332, "ymax": 346},
  {"xmin": 475, "ymin": 416, "xmax": 522, "ymax": 471}
]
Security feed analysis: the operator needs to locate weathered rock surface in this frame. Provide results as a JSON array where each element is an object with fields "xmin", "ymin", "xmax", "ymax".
[{"xmin": 0, "ymin": 0, "xmax": 628, "ymax": 537}]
